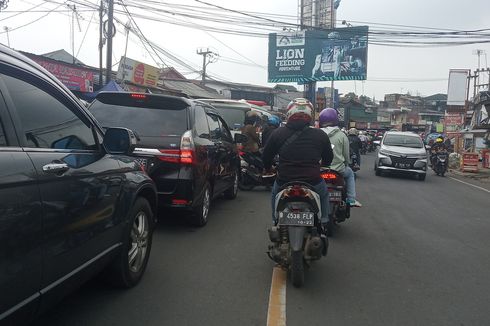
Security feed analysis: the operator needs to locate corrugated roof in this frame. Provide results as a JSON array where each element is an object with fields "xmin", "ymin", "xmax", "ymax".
[
  {"xmin": 163, "ymin": 79, "xmax": 223, "ymax": 99},
  {"xmin": 42, "ymin": 49, "xmax": 85, "ymax": 65}
]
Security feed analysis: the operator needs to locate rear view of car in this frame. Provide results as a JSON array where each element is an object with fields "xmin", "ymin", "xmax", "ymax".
[{"xmin": 90, "ymin": 92, "xmax": 240, "ymax": 226}]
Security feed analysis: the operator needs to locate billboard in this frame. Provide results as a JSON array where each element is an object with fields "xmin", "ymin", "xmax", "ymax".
[
  {"xmin": 31, "ymin": 58, "xmax": 94, "ymax": 92},
  {"xmin": 117, "ymin": 56, "xmax": 159, "ymax": 88},
  {"xmin": 447, "ymin": 69, "xmax": 469, "ymax": 106},
  {"xmin": 268, "ymin": 26, "xmax": 368, "ymax": 83}
]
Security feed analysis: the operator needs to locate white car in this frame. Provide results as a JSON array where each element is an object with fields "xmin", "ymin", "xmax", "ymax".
[{"xmin": 375, "ymin": 131, "xmax": 428, "ymax": 181}]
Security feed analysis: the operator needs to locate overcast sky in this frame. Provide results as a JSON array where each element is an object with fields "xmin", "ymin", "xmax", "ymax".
[{"xmin": 1, "ymin": 0, "xmax": 489, "ymax": 99}]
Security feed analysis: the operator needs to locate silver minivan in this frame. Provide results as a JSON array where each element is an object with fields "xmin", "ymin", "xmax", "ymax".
[{"xmin": 374, "ymin": 131, "xmax": 428, "ymax": 181}]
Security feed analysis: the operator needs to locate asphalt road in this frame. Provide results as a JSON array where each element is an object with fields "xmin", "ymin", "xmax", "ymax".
[{"xmin": 36, "ymin": 153, "xmax": 490, "ymax": 326}]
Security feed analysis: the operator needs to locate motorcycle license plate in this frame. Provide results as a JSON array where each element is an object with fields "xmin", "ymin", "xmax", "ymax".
[
  {"xmin": 395, "ymin": 163, "xmax": 411, "ymax": 169},
  {"xmin": 329, "ymin": 190, "xmax": 342, "ymax": 202},
  {"xmin": 278, "ymin": 212, "xmax": 314, "ymax": 226}
]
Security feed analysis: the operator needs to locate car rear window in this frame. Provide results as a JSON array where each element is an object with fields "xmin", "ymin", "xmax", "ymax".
[
  {"xmin": 384, "ymin": 134, "xmax": 423, "ymax": 148},
  {"xmin": 213, "ymin": 107, "xmax": 247, "ymax": 130},
  {"xmin": 90, "ymin": 96, "xmax": 188, "ymax": 137}
]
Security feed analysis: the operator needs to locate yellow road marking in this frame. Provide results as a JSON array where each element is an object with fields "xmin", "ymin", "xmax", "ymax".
[{"xmin": 267, "ymin": 266, "xmax": 287, "ymax": 326}]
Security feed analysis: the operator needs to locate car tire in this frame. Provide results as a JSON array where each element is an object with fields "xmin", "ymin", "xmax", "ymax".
[
  {"xmin": 223, "ymin": 171, "xmax": 239, "ymax": 200},
  {"xmin": 375, "ymin": 168, "xmax": 381, "ymax": 176},
  {"xmin": 418, "ymin": 174, "xmax": 426, "ymax": 181},
  {"xmin": 105, "ymin": 197, "xmax": 154, "ymax": 288},
  {"xmin": 192, "ymin": 183, "xmax": 211, "ymax": 227}
]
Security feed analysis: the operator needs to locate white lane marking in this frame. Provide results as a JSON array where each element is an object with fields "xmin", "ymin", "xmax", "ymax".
[
  {"xmin": 449, "ymin": 177, "xmax": 490, "ymax": 194},
  {"xmin": 267, "ymin": 266, "xmax": 287, "ymax": 326}
]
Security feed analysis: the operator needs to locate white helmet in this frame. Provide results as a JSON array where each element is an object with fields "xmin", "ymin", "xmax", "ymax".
[
  {"xmin": 286, "ymin": 98, "xmax": 313, "ymax": 122},
  {"xmin": 348, "ymin": 128, "xmax": 359, "ymax": 135}
]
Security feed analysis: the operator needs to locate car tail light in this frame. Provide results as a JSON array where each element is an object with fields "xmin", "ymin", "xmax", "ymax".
[
  {"xmin": 172, "ymin": 199, "xmax": 189, "ymax": 205},
  {"xmin": 158, "ymin": 130, "xmax": 194, "ymax": 164},
  {"xmin": 321, "ymin": 172, "xmax": 337, "ymax": 181}
]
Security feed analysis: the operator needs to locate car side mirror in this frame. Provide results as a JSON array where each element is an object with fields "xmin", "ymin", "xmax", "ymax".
[
  {"xmin": 373, "ymin": 140, "xmax": 380, "ymax": 146},
  {"xmin": 234, "ymin": 133, "xmax": 248, "ymax": 144},
  {"xmin": 103, "ymin": 127, "xmax": 137, "ymax": 155},
  {"xmin": 425, "ymin": 145, "xmax": 431, "ymax": 150}
]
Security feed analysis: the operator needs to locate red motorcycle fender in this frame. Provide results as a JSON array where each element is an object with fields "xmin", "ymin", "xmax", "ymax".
[{"xmin": 288, "ymin": 226, "xmax": 307, "ymax": 251}]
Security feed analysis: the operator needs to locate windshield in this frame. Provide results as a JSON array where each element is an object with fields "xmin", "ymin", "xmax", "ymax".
[
  {"xmin": 90, "ymin": 101, "xmax": 187, "ymax": 137},
  {"xmin": 383, "ymin": 134, "xmax": 423, "ymax": 148}
]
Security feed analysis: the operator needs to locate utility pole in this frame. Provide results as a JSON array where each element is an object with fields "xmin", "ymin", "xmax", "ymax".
[
  {"xmin": 99, "ymin": 0, "xmax": 104, "ymax": 88},
  {"xmin": 196, "ymin": 48, "xmax": 218, "ymax": 85},
  {"xmin": 105, "ymin": 0, "xmax": 115, "ymax": 84},
  {"xmin": 3, "ymin": 26, "xmax": 10, "ymax": 47}
]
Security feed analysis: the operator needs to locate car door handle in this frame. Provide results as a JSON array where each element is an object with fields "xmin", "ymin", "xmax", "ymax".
[{"xmin": 42, "ymin": 162, "xmax": 69, "ymax": 173}]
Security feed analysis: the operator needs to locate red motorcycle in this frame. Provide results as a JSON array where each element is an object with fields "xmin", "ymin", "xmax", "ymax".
[{"xmin": 321, "ymin": 168, "xmax": 350, "ymax": 236}]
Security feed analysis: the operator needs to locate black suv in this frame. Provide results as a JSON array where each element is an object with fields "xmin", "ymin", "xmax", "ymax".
[
  {"xmin": 0, "ymin": 45, "xmax": 158, "ymax": 324},
  {"xmin": 89, "ymin": 92, "xmax": 243, "ymax": 226}
]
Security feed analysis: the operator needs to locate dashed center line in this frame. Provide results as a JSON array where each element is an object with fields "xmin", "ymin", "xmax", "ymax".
[{"xmin": 267, "ymin": 266, "xmax": 287, "ymax": 326}]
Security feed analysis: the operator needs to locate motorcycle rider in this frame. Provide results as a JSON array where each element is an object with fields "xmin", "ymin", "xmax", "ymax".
[
  {"xmin": 263, "ymin": 98, "xmax": 333, "ymax": 231},
  {"xmin": 241, "ymin": 110, "xmax": 263, "ymax": 169},
  {"xmin": 430, "ymin": 136, "xmax": 447, "ymax": 167},
  {"xmin": 358, "ymin": 130, "xmax": 368, "ymax": 153},
  {"xmin": 347, "ymin": 128, "xmax": 362, "ymax": 166},
  {"xmin": 319, "ymin": 108, "xmax": 362, "ymax": 207},
  {"xmin": 262, "ymin": 115, "xmax": 281, "ymax": 147}
]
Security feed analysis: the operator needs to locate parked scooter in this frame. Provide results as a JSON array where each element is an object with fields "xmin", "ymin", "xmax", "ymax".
[
  {"xmin": 432, "ymin": 151, "xmax": 448, "ymax": 177},
  {"xmin": 267, "ymin": 182, "xmax": 327, "ymax": 287},
  {"xmin": 238, "ymin": 151, "xmax": 276, "ymax": 190},
  {"xmin": 321, "ymin": 168, "xmax": 350, "ymax": 236}
]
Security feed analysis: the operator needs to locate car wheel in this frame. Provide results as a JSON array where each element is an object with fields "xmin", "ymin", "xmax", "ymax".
[
  {"xmin": 192, "ymin": 184, "xmax": 211, "ymax": 226},
  {"xmin": 106, "ymin": 197, "xmax": 153, "ymax": 288},
  {"xmin": 418, "ymin": 174, "xmax": 426, "ymax": 181},
  {"xmin": 223, "ymin": 171, "xmax": 239, "ymax": 200},
  {"xmin": 375, "ymin": 168, "xmax": 381, "ymax": 176}
]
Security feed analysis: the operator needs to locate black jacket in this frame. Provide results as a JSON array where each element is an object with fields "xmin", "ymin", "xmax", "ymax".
[
  {"xmin": 261, "ymin": 125, "xmax": 277, "ymax": 147},
  {"xmin": 263, "ymin": 121, "xmax": 333, "ymax": 185},
  {"xmin": 348, "ymin": 134, "xmax": 362, "ymax": 154}
]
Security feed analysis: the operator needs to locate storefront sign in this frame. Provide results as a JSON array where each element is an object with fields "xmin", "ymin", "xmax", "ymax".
[
  {"xmin": 444, "ymin": 113, "xmax": 464, "ymax": 133},
  {"xmin": 32, "ymin": 58, "xmax": 94, "ymax": 92},
  {"xmin": 117, "ymin": 57, "xmax": 159, "ymax": 87}
]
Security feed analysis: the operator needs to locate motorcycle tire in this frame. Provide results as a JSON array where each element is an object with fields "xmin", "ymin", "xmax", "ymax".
[
  {"xmin": 238, "ymin": 173, "xmax": 255, "ymax": 191},
  {"xmin": 291, "ymin": 250, "xmax": 305, "ymax": 288},
  {"xmin": 326, "ymin": 220, "xmax": 334, "ymax": 237}
]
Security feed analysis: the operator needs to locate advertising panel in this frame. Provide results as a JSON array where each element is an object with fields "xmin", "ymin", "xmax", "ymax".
[
  {"xmin": 447, "ymin": 69, "xmax": 469, "ymax": 106},
  {"xmin": 268, "ymin": 26, "xmax": 368, "ymax": 83},
  {"xmin": 32, "ymin": 58, "xmax": 94, "ymax": 92},
  {"xmin": 444, "ymin": 113, "xmax": 464, "ymax": 133},
  {"xmin": 117, "ymin": 56, "xmax": 159, "ymax": 88}
]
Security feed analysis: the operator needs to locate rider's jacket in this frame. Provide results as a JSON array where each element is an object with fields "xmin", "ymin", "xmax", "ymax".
[
  {"xmin": 263, "ymin": 120, "xmax": 333, "ymax": 185},
  {"xmin": 241, "ymin": 124, "xmax": 260, "ymax": 152},
  {"xmin": 322, "ymin": 126, "xmax": 350, "ymax": 172}
]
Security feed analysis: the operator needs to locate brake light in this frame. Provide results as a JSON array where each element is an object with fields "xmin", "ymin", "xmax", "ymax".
[
  {"xmin": 172, "ymin": 199, "xmax": 189, "ymax": 205},
  {"xmin": 285, "ymin": 185, "xmax": 307, "ymax": 197},
  {"xmin": 131, "ymin": 93, "xmax": 147, "ymax": 100},
  {"xmin": 158, "ymin": 130, "xmax": 195, "ymax": 164},
  {"xmin": 239, "ymin": 151, "xmax": 246, "ymax": 156},
  {"xmin": 321, "ymin": 172, "xmax": 337, "ymax": 181}
]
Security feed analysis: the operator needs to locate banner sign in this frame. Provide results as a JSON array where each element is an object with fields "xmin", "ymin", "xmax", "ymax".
[
  {"xmin": 268, "ymin": 26, "xmax": 368, "ymax": 83},
  {"xmin": 32, "ymin": 58, "xmax": 94, "ymax": 92},
  {"xmin": 117, "ymin": 57, "xmax": 159, "ymax": 88},
  {"xmin": 444, "ymin": 113, "xmax": 464, "ymax": 133}
]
